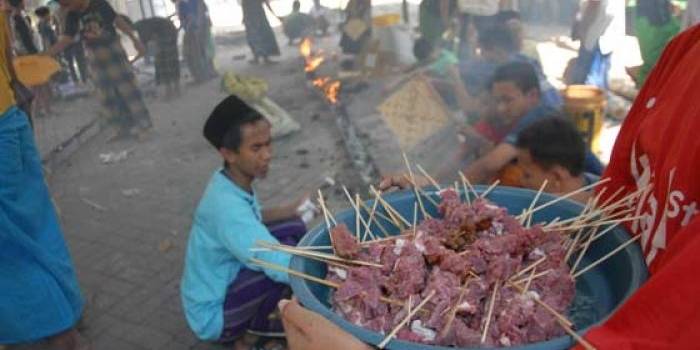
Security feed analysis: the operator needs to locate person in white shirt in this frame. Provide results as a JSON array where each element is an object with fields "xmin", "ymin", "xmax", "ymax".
[{"xmin": 567, "ymin": 0, "xmax": 625, "ymax": 90}]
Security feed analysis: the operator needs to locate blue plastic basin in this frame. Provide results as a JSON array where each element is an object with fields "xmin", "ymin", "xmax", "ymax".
[{"xmin": 290, "ymin": 186, "xmax": 648, "ymax": 349}]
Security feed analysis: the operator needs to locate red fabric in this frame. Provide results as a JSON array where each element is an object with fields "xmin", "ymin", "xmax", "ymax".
[
  {"xmin": 472, "ymin": 119, "xmax": 514, "ymax": 144},
  {"xmin": 576, "ymin": 25, "xmax": 700, "ymax": 349}
]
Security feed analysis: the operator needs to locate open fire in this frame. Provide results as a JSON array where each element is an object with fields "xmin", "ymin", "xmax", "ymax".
[{"xmin": 300, "ymin": 38, "xmax": 341, "ymax": 104}]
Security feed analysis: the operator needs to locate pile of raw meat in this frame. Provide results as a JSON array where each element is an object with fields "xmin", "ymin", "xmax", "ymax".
[{"xmin": 327, "ymin": 189, "xmax": 575, "ymax": 347}]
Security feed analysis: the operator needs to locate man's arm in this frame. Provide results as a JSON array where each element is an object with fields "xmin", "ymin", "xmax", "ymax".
[
  {"xmin": 262, "ymin": 205, "xmax": 298, "ymax": 224},
  {"xmin": 462, "ymin": 142, "xmax": 519, "ymax": 184},
  {"xmin": 46, "ymin": 35, "xmax": 73, "ymax": 56},
  {"xmin": 114, "ymin": 15, "xmax": 146, "ymax": 61},
  {"xmin": 447, "ymin": 65, "xmax": 480, "ymax": 114}
]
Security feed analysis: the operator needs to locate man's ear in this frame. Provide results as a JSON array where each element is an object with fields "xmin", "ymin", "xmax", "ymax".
[{"xmin": 219, "ymin": 147, "xmax": 236, "ymax": 166}]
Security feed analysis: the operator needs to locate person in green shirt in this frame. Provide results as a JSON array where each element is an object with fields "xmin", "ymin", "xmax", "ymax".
[{"xmin": 631, "ymin": 0, "xmax": 680, "ymax": 86}]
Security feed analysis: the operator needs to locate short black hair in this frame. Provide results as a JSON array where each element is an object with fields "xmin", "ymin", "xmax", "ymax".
[
  {"xmin": 220, "ymin": 113, "xmax": 265, "ymax": 152},
  {"xmin": 8, "ymin": 0, "xmax": 23, "ymax": 8},
  {"xmin": 34, "ymin": 6, "xmax": 51, "ymax": 17},
  {"xmin": 204, "ymin": 95, "xmax": 267, "ymax": 152},
  {"xmin": 413, "ymin": 37, "xmax": 434, "ymax": 62},
  {"xmin": 489, "ymin": 61, "xmax": 540, "ymax": 95},
  {"xmin": 516, "ymin": 117, "xmax": 586, "ymax": 176},
  {"xmin": 293, "ymin": 0, "xmax": 300, "ymax": 11},
  {"xmin": 477, "ymin": 25, "xmax": 517, "ymax": 52}
]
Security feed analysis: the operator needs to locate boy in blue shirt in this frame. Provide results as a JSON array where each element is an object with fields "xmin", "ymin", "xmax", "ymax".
[{"xmin": 181, "ymin": 95, "xmax": 307, "ymax": 348}]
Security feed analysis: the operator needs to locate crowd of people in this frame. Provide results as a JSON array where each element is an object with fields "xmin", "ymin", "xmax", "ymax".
[{"xmin": 4, "ymin": 1, "xmax": 700, "ymax": 350}]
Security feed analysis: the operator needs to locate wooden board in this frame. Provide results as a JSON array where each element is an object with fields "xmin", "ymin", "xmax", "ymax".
[
  {"xmin": 343, "ymin": 19, "xmax": 369, "ymax": 41},
  {"xmin": 377, "ymin": 76, "xmax": 451, "ymax": 150}
]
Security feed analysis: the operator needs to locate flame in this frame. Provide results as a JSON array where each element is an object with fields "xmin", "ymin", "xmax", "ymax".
[
  {"xmin": 305, "ymin": 56, "xmax": 325, "ymax": 72},
  {"xmin": 323, "ymin": 80, "xmax": 341, "ymax": 104},
  {"xmin": 300, "ymin": 37, "xmax": 325, "ymax": 73},
  {"xmin": 301, "ymin": 38, "xmax": 340, "ymax": 104},
  {"xmin": 300, "ymin": 38, "xmax": 311, "ymax": 58},
  {"xmin": 313, "ymin": 77, "xmax": 329, "ymax": 88}
]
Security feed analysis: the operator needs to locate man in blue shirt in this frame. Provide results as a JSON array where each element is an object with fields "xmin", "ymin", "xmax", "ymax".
[
  {"xmin": 181, "ymin": 95, "xmax": 307, "ymax": 348},
  {"xmin": 458, "ymin": 24, "xmax": 563, "ymax": 112},
  {"xmin": 441, "ymin": 62, "xmax": 601, "ymax": 185}
]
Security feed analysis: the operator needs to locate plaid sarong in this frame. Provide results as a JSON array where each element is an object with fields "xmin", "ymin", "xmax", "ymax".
[
  {"xmin": 219, "ymin": 218, "xmax": 306, "ymax": 342},
  {"xmin": 155, "ymin": 34, "xmax": 180, "ymax": 85},
  {"xmin": 88, "ymin": 40, "xmax": 152, "ymax": 130}
]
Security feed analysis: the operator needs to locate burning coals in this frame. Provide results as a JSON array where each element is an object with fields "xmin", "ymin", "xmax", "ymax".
[
  {"xmin": 327, "ymin": 189, "xmax": 576, "ymax": 348},
  {"xmin": 300, "ymin": 38, "xmax": 341, "ymax": 105}
]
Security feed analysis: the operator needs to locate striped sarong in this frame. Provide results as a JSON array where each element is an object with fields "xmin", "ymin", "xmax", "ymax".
[
  {"xmin": 219, "ymin": 218, "xmax": 306, "ymax": 342},
  {"xmin": 87, "ymin": 40, "xmax": 152, "ymax": 130}
]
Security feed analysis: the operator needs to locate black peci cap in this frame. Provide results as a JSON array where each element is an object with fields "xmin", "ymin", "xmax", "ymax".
[{"xmin": 203, "ymin": 95, "xmax": 260, "ymax": 149}]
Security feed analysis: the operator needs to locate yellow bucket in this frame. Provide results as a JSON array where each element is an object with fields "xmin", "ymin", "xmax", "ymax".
[
  {"xmin": 562, "ymin": 85, "xmax": 606, "ymax": 154},
  {"xmin": 372, "ymin": 14, "xmax": 400, "ymax": 27}
]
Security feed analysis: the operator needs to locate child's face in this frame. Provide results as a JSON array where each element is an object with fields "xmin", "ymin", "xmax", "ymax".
[{"xmin": 517, "ymin": 149, "xmax": 554, "ymax": 192}]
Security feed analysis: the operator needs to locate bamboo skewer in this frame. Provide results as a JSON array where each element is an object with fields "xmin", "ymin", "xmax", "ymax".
[
  {"xmin": 515, "ymin": 280, "xmax": 597, "ymax": 350},
  {"xmin": 565, "ymin": 197, "xmax": 596, "ymax": 261},
  {"xmin": 368, "ymin": 186, "xmax": 403, "ymax": 229},
  {"xmin": 370, "ymin": 185, "xmax": 411, "ymax": 228},
  {"xmin": 249, "ymin": 258, "xmax": 412, "ymax": 310},
  {"xmin": 458, "ymin": 171, "xmax": 477, "ymax": 204},
  {"xmin": 572, "ymin": 234, "xmax": 642, "ymax": 279},
  {"xmin": 341, "ymin": 186, "xmax": 373, "ymax": 240},
  {"xmin": 402, "ymin": 153, "xmax": 431, "ymax": 219},
  {"xmin": 317, "ymin": 190, "xmax": 336, "ymax": 226},
  {"xmin": 552, "ymin": 185, "xmax": 648, "ymax": 230},
  {"xmin": 509, "ymin": 256, "xmax": 546, "ymax": 281},
  {"xmin": 511, "ymin": 269, "xmax": 552, "ymax": 286},
  {"xmin": 571, "ymin": 227, "xmax": 598, "ymax": 273},
  {"xmin": 413, "ymin": 202, "xmax": 418, "ymax": 236},
  {"xmin": 507, "ymin": 282, "xmax": 574, "ymax": 328},
  {"xmin": 458, "ymin": 173, "xmax": 471, "ymax": 205},
  {"xmin": 440, "ymin": 277, "xmax": 472, "ymax": 336},
  {"xmin": 378, "ymin": 290, "xmax": 436, "ymax": 349},
  {"xmin": 400, "ymin": 173, "xmax": 440, "ymax": 209},
  {"xmin": 416, "ymin": 164, "xmax": 441, "ymax": 190},
  {"xmin": 256, "ymin": 241, "xmax": 383, "ymax": 268},
  {"xmin": 481, "ymin": 280, "xmax": 500, "ymax": 343},
  {"xmin": 480, "ymin": 180, "xmax": 500, "ymax": 199},
  {"xmin": 360, "ymin": 232, "xmax": 415, "ymax": 246},
  {"xmin": 545, "ymin": 206, "xmax": 634, "ymax": 231},
  {"xmin": 355, "ymin": 194, "xmax": 361, "ymax": 241},
  {"xmin": 525, "ymin": 180, "xmax": 549, "ymax": 227},
  {"xmin": 361, "ymin": 199, "xmax": 384, "ymax": 241},
  {"xmin": 549, "ymin": 215, "xmax": 644, "ymax": 232},
  {"xmin": 517, "ymin": 178, "xmax": 611, "ymax": 221},
  {"xmin": 522, "ymin": 266, "xmax": 538, "ymax": 293}
]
